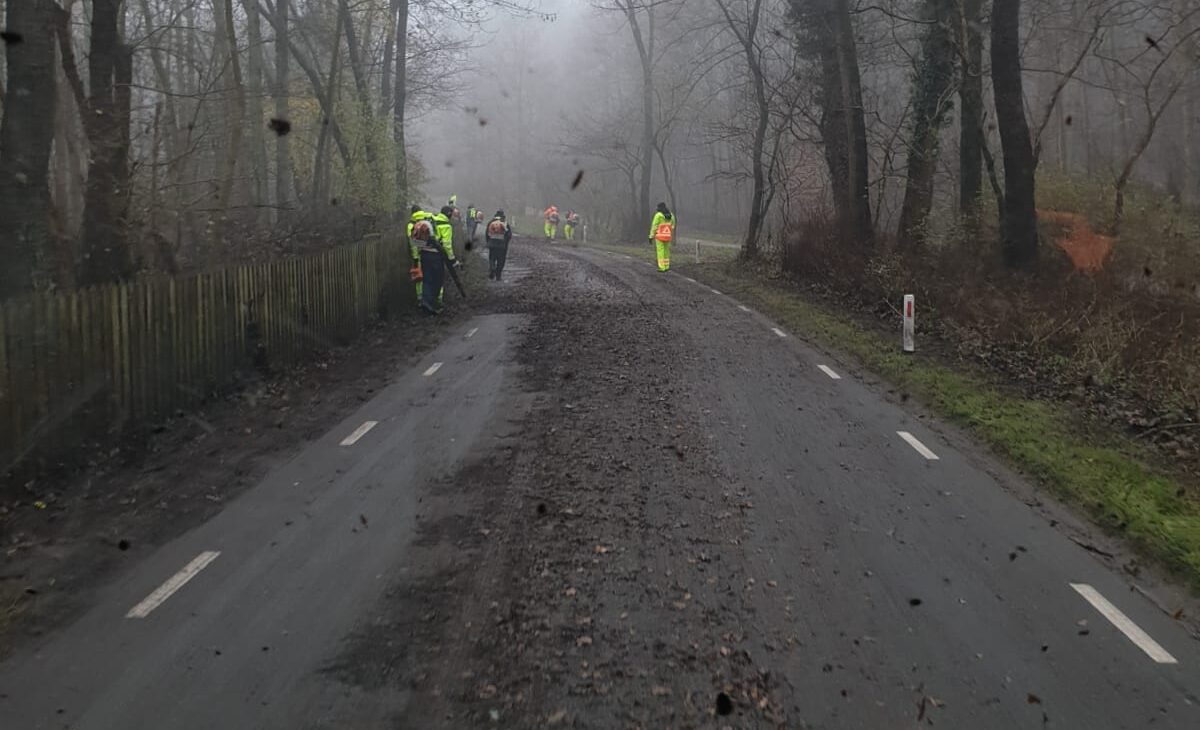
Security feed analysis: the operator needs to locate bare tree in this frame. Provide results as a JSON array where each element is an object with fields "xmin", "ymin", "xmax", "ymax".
[
  {"xmin": 991, "ymin": 0, "xmax": 1038, "ymax": 268},
  {"xmin": 792, "ymin": 0, "xmax": 873, "ymax": 247},
  {"xmin": 957, "ymin": 0, "xmax": 983, "ymax": 220},
  {"xmin": 274, "ymin": 0, "xmax": 295, "ymax": 220},
  {"xmin": 897, "ymin": 0, "xmax": 958, "ymax": 249},
  {"xmin": 613, "ymin": 0, "xmax": 657, "ymax": 235},
  {"xmin": 714, "ymin": 0, "xmax": 770, "ymax": 258}
]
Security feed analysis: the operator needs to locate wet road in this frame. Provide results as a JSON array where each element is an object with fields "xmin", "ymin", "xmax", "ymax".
[{"xmin": 1, "ymin": 242, "xmax": 1197, "ymax": 729}]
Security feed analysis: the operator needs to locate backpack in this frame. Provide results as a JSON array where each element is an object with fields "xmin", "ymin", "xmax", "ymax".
[
  {"xmin": 487, "ymin": 219, "xmax": 507, "ymax": 238},
  {"xmin": 549, "ymin": 212, "xmax": 560, "ymax": 224},
  {"xmin": 654, "ymin": 219, "xmax": 674, "ymax": 243},
  {"xmin": 411, "ymin": 219, "xmax": 434, "ymax": 242}
]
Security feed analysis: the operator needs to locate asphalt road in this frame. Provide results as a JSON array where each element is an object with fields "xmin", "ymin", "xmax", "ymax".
[
  {"xmin": 0, "ymin": 311, "xmax": 532, "ymax": 729},
  {"xmin": 1, "ymin": 243, "xmax": 1198, "ymax": 729}
]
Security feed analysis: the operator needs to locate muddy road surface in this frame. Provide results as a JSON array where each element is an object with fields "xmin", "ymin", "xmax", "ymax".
[{"xmin": 2, "ymin": 242, "xmax": 1199, "ymax": 729}]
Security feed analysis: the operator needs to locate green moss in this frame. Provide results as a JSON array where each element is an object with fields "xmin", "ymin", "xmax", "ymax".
[{"xmin": 690, "ymin": 262, "xmax": 1200, "ymax": 587}]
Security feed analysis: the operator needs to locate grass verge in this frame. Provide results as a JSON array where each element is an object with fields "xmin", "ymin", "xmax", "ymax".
[{"xmin": 683, "ymin": 260, "xmax": 1200, "ymax": 590}]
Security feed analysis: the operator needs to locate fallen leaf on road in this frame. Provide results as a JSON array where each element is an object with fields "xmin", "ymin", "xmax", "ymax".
[
  {"xmin": 652, "ymin": 685, "xmax": 671, "ymax": 696},
  {"xmin": 594, "ymin": 545, "xmax": 610, "ymax": 554},
  {"xmin": 715, "ymin": 691, "xmax": 733, "ymax": 716},
  {"xmin": 1027, "ymin": 693, "xmax": 1042, "ymax": 704},
  {"xmin": 565, "ymin": 587, "xmax": 577, "ymax": 597},
  {"xmin": 547, "ymin": 709, "xmax": 567, "ymax": 724},
  {"xmin": 576, "ymin": 635, "xmax": 593, "ymax": 647},
  {"xmin": 359, "ymin": 514, "xmax": 368, "ymax": 527},
  {"xmin": 767, "ymin": 580, "xmax": 778, "ymax": 588}
]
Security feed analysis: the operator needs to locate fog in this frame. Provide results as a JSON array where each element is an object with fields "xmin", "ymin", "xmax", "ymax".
[{"xmin": 413, "ymin": 2, "xmax": 660, "ymax": 231}]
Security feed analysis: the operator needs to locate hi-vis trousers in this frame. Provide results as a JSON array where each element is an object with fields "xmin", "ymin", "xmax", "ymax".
[{"xmin": 655, "ymin": 240, "xmax": 671, "ymax": 271}]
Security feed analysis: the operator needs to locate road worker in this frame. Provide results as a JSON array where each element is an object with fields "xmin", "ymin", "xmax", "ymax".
[
  {"xmin": 466, "ymin": 204, "xmax": 479, "ymax": 242},
  {"xmin": 413, "ymin": 206, "xmax": 459, "ymax": 314},
  {"xmin": 485, "ymin": 210, "xmax": 513, "ymax": 281},
  {"xmin": 543, "ymin": 205, "xmax": 560, "ymax": 241},
  {"xmin": 407, "ymin": 205, "xmax": 436, "ymax": 305},
  {"xmin": 564, "ymin": 210, "xmax": 580, "ymax": 241},
  {"xmin": 649, "ymin": 202, "xmax": 676, "ymax": 272}
]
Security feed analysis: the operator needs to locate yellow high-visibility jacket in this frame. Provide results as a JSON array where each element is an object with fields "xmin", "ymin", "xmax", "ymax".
[
  {"xmin": 650, "ymin": 211, "xmax": 676, "ymax": 242},
  {"xmin": 432, "ymin": 213, "xmax": 456, "ymax": 261}
]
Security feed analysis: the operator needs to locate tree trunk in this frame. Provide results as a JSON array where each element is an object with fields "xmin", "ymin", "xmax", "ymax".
[
  {"xmin": 79, "ymin": 0, "xmax": 134, "ymax": 285},
  {"xmin": 653, "ymin": 141, "xmax": 679, "ymax": 216},
  {"xmin": 990, "ymin": 0, "xmax": 1038, "ymax": 268},
  {"xmin": 381, "ymin": 0, "xmax": 397, "ymax": 117},
  {"xmin": 0, "ymin": 0, "xmax": 58, "ymax": 296},
  {"xmin": 243, "ymin": 0, "xmax": 270, "ymax": 224},
  {"xmin": 897, "ymin": 0, "xmax": 956, "ymax": 249},
  {"xmin": 393, "ymin": 0, "xmax": 409, "ymax": 208},
  {"xmin": 958, "ymin": 0, "xmax": 983, "ymax": 219},
  {"xmin": 804, "ymin": 0, "xmax": 872, "ymax": 246},
  {"xmin": 256, "ymin": 0, "xmax": 351, "ymax": 170},
  {"xmin": 314, "ymin": 8, "xmax": 344, "ymax": 206},
  {"xmin": 338, "ymin": 0, "xmax": 382, "ymax": 190},
  {"xmin": 835, "ymin": 0, "xmax": 872, "ymax": 247},
  {"xmin": 274, "ymin": 0, "xmax": 294, "ymax": 222},
  {"xmin": 210, "ymin": 0, "xmax": 246, "ymax": 260},
  {"xmin": 718, "ymin": 0, "xmax": 768, "ymax": 259},
  {"xmin": 621, "ymin": 1, "xmax": 654, "ymax": 236}
]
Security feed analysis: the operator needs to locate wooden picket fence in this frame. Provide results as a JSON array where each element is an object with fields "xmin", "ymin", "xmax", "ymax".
[{"xmin": 0, "ymin": 237, "xmax": 410, "ymax": 475}]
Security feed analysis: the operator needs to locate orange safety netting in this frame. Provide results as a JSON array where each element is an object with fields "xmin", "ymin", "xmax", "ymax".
[{"xmin": 1038, "ymin": 209, "xmax": 1114, "ymax": 273}]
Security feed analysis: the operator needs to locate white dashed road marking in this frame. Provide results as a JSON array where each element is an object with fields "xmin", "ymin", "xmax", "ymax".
[
  {"xmin": 684, "ymin": 277, "xmax": 697, "ymax": 283},
  {"xmin": 738, "ymin": 304, "xmax": 751, "ymax": 312},
  {"xmin": 465, "ymin": 327, "xmax": 479, "ymax": 339},
  {"xmin": 340, "ymin": 420, "xmax": 378, "ymax": 446},
  {"xmin": 1070, "ymin": 583, "xmax": 1178, "ymax": 664},
  {"xmin": 818, "ymin": 365, "xmax": 842, "ymax": 380},
  {"xmin": 771, "ymin": 327, "xmax": 787, "ymax": 338},
  {"xmin": 711, "ymin": 288, "xmax": 723, "ymax": 295},
  {"xmin": 423, "ymin": 362, "xmax": 443, "ymax": 377},
  {"xmin": 897, "ymin": 431, "xmax": 939, "ymax": 460},
  {"xmin": 126, "ymin": 551, "xmax": 221, "ymax": 619}
]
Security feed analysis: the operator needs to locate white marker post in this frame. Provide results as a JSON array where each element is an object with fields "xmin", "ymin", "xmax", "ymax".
[
  {"xmin": 902, "ymin": 294, "xmax": 915, "ymax": 353},
  {"xmin": 695, "ymin": 239, "xmax": 700, "ymax": 263}
]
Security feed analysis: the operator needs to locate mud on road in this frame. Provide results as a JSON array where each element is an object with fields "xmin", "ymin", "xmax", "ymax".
[{"xmin": 344, "ymin": 243, "xmax": 792, "ymax": 729}]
